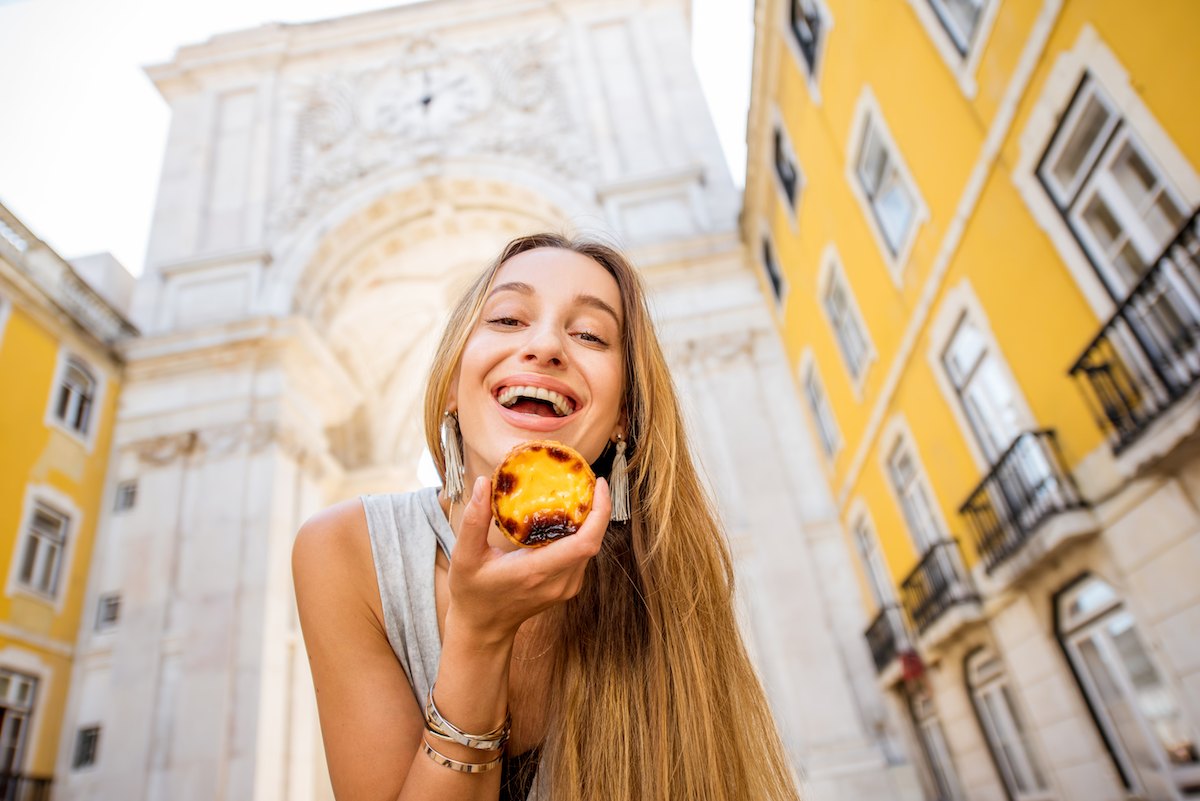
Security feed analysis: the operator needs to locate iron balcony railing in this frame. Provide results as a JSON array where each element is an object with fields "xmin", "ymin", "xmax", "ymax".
[
  {"xmin": 0, "ymin": 773, "xmax": 52, "ymax": 801},
  {"xmin": 865, "ymin": 603, "xmax": 912, "ymax": 674},
  {"xmin": 959, "ymin": 430, "xmax": 1087, "ymax": 574},
  {"xmin": 1070, "ymin": 210, "xmax": 1200, "ymax": 453},
  {"xmin": 900, "ymin": 539, "xmax": 978, "ymax": 634}
]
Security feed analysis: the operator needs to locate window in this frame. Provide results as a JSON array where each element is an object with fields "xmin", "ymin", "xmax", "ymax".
[
  {"xmin": 822, "ymin": 263, "xmax": 872, "ymax": 381},
  {"xmin": 927, "ymin": 0, "xmax": 988, "ymax": 55},
  {"xmin": 803, "ymin": 363, "xmax": 841, "ymax": 457},
  {"xmin": 789, "ymin": 0, "xmax": 823, "ymax": 75},
  {"xmin": 760, "ymin": 236, "xmax": 787, "ymax": 306},
  {"xmin": 853, "ymin": 515, "xmax": 894, "ymax": 606},
  {"xmin": 17, "ymin": 502, "xmax": 69, "ymax": 597},
  {"xmin": 72, "ymin": 725, "xmax": 100, "ymax": 770},
  {"xmin": 52, "ymin": 357, "xmax": 97, "ymax": 437},
  {"xmin": 1058, "ymin": 576, "xmax": 1200, "ymax": 797},
  {"xmin": 966, "ymin": 649, "xmax": 1052, "ymax": 801},
  {"xmin": 908, "ymin": 684, "xmax": 966, "ymax": 800},
  {"xmin": 114, "ymin": 480, "xmax": 137, "ymax": 512},
  {"xmin": 1038, "ymin": 76, "xmax": 1188, "ymax": 298},
  {"xmin": 941, "ymin": 316, "xmax": 1025, "ymax": 461},
  {"xmin": 887, "ymin": 442, "xmax": 942, "ymax": 550},
  {"xmin": 856, "ymin": 117, "xmax": 918, "ymax": 259},
  {"xmin": 96, "ymin": 593, "xmax": 121, "ymax": 630},
  {"xmin": 774, "ymin": 126, "xmax": 800, "ymax": 209},
  {"xmin": 0, "ymin": 669, "xmax": 37, "ymax": 775}
]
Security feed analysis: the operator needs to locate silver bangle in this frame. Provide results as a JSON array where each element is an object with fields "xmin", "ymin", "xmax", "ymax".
[
  {"xmin": 425, "ymin": 682, "xmax": 511, "ymax": 751},
  {"xmin": 422, "ymin": 739, "xmax": 504, "ymax": 773}
]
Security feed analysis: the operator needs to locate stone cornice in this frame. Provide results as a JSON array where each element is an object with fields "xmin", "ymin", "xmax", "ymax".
[
  {"xmin": 0, "ymin": 202, "xmax": 139, "ymax": 349},
  {"xmin": 145, "ymin": 0, "xmax": 564, "ymax": 97}
]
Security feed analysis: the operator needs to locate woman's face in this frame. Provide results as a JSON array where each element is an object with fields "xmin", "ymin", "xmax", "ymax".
[{"xmin": 450, "ymin": 247, "xmax": 626, "ymax": 479}]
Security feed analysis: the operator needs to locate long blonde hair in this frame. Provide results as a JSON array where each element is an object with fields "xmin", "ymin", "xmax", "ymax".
[{"xmin": 423, "ymin": 233, "xmax": 801, "ymax": 801}]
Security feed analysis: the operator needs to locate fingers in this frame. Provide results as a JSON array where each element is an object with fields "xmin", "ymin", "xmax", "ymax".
[
  {"xmin": 516, "ymin": 478, "xmax": 610, "ymax": 571},
  {"xmin": 454, "ymin": 476, "xmax": 493, "ymax": 564}
]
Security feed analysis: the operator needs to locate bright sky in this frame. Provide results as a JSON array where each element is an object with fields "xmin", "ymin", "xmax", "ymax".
[{"xmin": 0, "ymin": 0, "xmax": 752, "ymax": 277}]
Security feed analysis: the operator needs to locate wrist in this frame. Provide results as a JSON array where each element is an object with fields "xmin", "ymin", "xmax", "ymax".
[{"xmin": 442, "ymin": 607, "xmax": 518, "ymax": 654}]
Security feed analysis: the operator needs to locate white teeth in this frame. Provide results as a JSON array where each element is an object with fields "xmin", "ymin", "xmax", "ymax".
[{"xmin": 497, "ymin": 385, "xmax": 575, "ymax": 416}]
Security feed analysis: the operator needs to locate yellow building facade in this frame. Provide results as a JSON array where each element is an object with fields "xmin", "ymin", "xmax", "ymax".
[
  {"xmin": 745, "ymin": 1, "xmax": 1200, "ymax": 799},
  {"xmin": 0, "ymin": 203, "xmax": 134, "ymax": 793}
]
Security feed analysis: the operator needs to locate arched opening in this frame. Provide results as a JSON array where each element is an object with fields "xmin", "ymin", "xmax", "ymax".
[{"xmin": 287, "ymin": 177, "xmax": 578, "ymax": 492}]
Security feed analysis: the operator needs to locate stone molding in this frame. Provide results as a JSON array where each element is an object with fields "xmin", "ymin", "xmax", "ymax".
[{"xmin": 273, "ymin": 31, "xmax": 591, "ymax": 234}]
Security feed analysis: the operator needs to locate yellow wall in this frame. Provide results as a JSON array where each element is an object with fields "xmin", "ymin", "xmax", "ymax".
[
  {"xmin": 0, "ymin": 280, "xmax": 121, "ymax": 775},
  {"xmin": 754, "ymin": 0, "xmax": 1200, "ymax": 608}
]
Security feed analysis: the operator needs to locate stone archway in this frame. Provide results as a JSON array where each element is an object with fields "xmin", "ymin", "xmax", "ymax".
[{"xmin": 285, "ymin": 176, "xmax": 581, "ymax": 495}]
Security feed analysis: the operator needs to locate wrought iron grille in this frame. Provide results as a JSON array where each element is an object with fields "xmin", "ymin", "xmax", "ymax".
[
  {"xmin": 1070, "ymin": 210, "xmax": 1200, "ymax": 453},
  {"xmin": 900, "ymin": 539, "xmax": 978, "ymax": 633},
  {"xmin": 959, "ymin": 430, "xmax": 1087, "ymax": 573}
]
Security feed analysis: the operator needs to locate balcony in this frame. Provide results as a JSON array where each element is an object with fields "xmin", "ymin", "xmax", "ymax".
[
  {"xmin": 900, "ymin": 539, "xmax": 980, "ymax": 649},
  {"xmin": 0, "ymin": 773, "xmax": 52, "ymax": 801},
  {"xmin": 959, "ymin": 430, "xmax": 1096, "ymax": 588},
  {"xmin": 865, "ymin": 603, "xmax": 914, "ymax": 684},
  {"xmin": 1070, "ymin": 210, "xmax": 1200, "ymax": 470}
]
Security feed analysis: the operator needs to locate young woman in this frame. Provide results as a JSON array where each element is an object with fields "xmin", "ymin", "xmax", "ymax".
[{"xmin": 293, "ymin": 233, "xmax": 801, "ymax": 800}]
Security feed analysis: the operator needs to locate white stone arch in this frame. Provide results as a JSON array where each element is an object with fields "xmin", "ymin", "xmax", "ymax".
[
  {"xmin": 275, "ymin": 165, "xmax": 599, "ymax": 483},
  {"xmin": 264, "ymin": 155, "xmax": 606, "ymax": 317}
]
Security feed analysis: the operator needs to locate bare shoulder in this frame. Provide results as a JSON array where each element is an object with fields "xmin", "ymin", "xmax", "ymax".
[{"xmin": 293, "ymin": 499, "xmax": 371, "ymax": 582}]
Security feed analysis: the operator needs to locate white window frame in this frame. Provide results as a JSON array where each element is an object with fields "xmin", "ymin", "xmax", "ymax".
[
  {"xmin": 1058, "ymin": 576, "xmax": 1200, "ymax": 798},
  {"xmin": 908, "ymin": 683, "xmax": 967, "ymax": 801},
  {"xmin": 906, "ymin": 0, "xmax": 1001, "ymax": 98},
  {"xmin": 759, "ymin": 231, "xmax": 789, "ymax": 311},
  {"xmin": 781, "ymin": 0, "xmax": 833, "ymax": 103},
  {"xmin": 44, "ymin": 347, "xmax": 106, "ymax": 453},
  {"xmin": 847, "ymin": 89, "xmax": 929, "ymax": 285},
  {"xmin": 848, "ymin": 499, "xmax": 896, "ymax": 607},
  {"xmin": 966, "ymin": 648, "xmax": 1054, "ymax": 801},
  {"xmin": 7, "ymin": 485, "xmax": 81, "ymax": 612},
  {"xmin": 771, "ymin": 107, "xmax": 804, "ymax": 227},
  {"xmin": 818, "ymin": 244, "xmax": 875, "ymax": 392},
  {"xmin": 927, "ymin": 280, "xmax": 1038, "ymax": 470},
  {"xmin": 799, "ymin": 350, "xmax": 842, "ymax": 460},
  {"xmin": 1038, "ymin": 78, "xmax": 1189, "ymax": 301},
  {"xmin": 1013, "ymin": 25, "xmax": 1200, "ymax": 320},
  {"xmin": 0, "ymin": 649, "xmax": 49, "ymax": 780},
  {"xmin": 879, "ymin": 416, "xmax": 951, "ymax": 553},
  {"xmin": 0, "ymin": 667, "xmax": 38, "ymax": 776}
]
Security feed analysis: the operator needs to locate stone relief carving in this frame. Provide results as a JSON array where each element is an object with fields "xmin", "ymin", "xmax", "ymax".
[
  {"xmin": 272, "ymin": 32, "xmax": 593, "ymax": 233},
  {"xmin": 126, "ymin": 421, "xmax": 328, "ymax": 479}
]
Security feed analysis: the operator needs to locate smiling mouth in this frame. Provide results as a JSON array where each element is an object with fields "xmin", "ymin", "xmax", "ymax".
[{"xmin": 496, "ymin": 385, "xmax": 576, "ymax": 418}]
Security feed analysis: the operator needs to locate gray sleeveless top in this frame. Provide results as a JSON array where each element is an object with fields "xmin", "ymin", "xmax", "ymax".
[{"xmin": 361, "ymin": 488, "xmax": 544, "ymax": 800}]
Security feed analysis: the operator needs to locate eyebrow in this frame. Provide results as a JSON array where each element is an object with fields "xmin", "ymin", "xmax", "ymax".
[{"xmin": 487, "ymin": 282, "xmax": 622, "ymax": 327}]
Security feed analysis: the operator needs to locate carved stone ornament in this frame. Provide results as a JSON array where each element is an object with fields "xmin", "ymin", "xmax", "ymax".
[
  {"xmin": 271, "ymin": 32, "xmax": 594, "ymax": 233},
  {"xmin": 129, "ymin": 432, "xmax": 199, "ymax": 467}
]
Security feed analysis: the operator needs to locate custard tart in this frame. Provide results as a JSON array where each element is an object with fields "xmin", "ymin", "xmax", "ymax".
[{"xmin": 491, "ymin": 441, "xmax": 596, "ymax": 547}]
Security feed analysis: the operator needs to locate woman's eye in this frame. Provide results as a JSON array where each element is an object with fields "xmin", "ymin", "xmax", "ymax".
[
  {"xmin": 486, "ymin": 317, "xmax": 522, "ymax": 327},
  {"xmin": 576, "ymin": 330, "xmax": 609, "ymax": 346}
]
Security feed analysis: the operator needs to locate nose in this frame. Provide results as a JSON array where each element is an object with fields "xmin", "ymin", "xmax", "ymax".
[{"xmin": 522, "ymin": 323, "xmax": 566, "ymax": 367}]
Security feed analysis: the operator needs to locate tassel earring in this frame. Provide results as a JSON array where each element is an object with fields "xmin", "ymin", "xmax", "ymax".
[
  {"xmin": 440, "ymin": 411, "xmax": 466, "ymax": 502},
  {"xmin": 609, "ymin": 435, "xmax": 630, "ymax": 522}
]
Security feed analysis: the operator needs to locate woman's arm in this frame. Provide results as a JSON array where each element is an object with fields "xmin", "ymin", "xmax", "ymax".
[{"xmin": 292, "ymin": 477, "xmax": 610, "ymax": 800}]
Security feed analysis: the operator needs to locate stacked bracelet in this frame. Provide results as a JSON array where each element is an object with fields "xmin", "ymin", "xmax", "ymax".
[
  {"xmin": 424, "ymin": 683, "xmax": 511, "ymax": 751},
  {"xmin": 421, "ymin": 682, "xmax": 510, "ymax": 774},
  {"xmin": 422, "ymin": 740, "xmax": 503, "ymax": 774}
]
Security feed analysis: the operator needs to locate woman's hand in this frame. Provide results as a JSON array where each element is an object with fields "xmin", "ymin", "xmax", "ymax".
[{"xmin": 445, "ymin": 474, "xmax": 611, "ymax": 645}]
